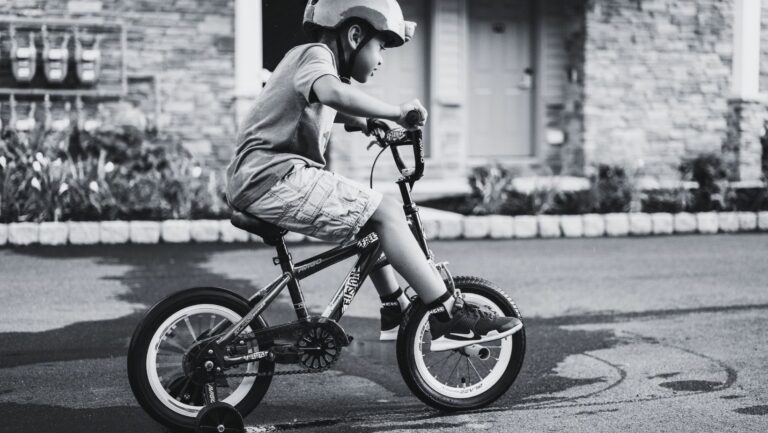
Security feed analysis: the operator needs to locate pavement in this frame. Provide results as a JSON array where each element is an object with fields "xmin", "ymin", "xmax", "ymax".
[{"xmin": 0, "ymin": 234, "xmax": 767, "ymax": 432}]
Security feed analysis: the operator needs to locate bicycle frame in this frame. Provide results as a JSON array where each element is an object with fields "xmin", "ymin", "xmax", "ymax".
[{"xmin": 215, "ymin": 178, "xmax": 434, "ymax": 348}]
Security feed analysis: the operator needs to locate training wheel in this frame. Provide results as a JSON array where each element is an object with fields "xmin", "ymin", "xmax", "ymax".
[{"xmin": 195, "ymin": 402, "xmax": 245, "ymax": 433}]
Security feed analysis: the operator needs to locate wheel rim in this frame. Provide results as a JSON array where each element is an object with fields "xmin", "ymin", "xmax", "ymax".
[
  {"xmin": 146, "ymin": 304, "xmax": 258, "ymax": 417},
  {"xmin": 413, "ymin": 293, "xmax": 514, "ymax": 399}
]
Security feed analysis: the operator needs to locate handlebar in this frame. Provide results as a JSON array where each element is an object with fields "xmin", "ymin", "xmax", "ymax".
[{"xmin": 344, "ymin": 110, "xmax": 425, "ymax": 186}]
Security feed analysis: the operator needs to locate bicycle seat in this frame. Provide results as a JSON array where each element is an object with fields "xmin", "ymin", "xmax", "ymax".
[{"xmin": 230, "ymin": 211, "xmax": 287, "ymax": 245}]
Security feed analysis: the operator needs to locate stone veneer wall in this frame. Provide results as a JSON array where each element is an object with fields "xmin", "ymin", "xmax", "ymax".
[
  {"xmin": 724, "ymin": 98, "xmax": 766, "ymax": 181},
  {"xmin": 1, "ymin": 0, "xmax": 236, "ymax": 168},
  {"xmin": 545, "ymin": 0, "xmax": 588, "ymax": 176},
  {"xmin": 582, "ymin": 0, "xmax": 733, "ymax": 177}
]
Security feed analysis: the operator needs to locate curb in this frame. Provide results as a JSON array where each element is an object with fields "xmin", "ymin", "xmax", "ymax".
[{"xmin": 1, "ymin": 211, "xmax": 767, "ymax": 247}]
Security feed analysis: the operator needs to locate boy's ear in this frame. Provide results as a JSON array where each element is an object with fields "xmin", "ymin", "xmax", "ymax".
[{"xmin": 347, "ymin": 24, "xmax": 364, "ymax": 49}]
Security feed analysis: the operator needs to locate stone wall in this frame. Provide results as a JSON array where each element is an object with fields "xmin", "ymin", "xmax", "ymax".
[
  {"xmin": 0, "ymin": 0, "xmax": 236, "ymax": 167},
  {"xmin": 546, "ymin": 0, "xmax": 588, "ymax": 176},
  {"xmin": 582, "ymin": 0, "xmax": 733, "ymax": 177},
  {"xmin": 724, "ymin": 98, "xmax": 766, "ymax": 181}
]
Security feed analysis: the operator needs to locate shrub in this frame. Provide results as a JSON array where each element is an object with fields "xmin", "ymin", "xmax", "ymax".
[
  {"xmin": 640, "ymin": 188, "xmax": 691, "ymax": 213},
  {"xmin": 467, "ymin": 163, "xmax": 515, "ymax": 215},
  {"xmin": 589, "ymin": 164, "xmax": 632, "ymax": 213},
  {"xmin": 679, "ymin": 153, "xmax": 730, "ymax": 212}
]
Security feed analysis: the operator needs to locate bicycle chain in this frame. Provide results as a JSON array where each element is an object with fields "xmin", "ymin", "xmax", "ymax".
[{"xmin": 223, "ymin": 365, "xmax": 330, "ymax": 378}]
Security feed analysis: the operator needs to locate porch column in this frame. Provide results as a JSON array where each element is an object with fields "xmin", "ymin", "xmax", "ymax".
[
  {"xmin": 724, "ymin": 0, "xmax": 764, "ymax": 182},
  {"xmin": 235, "ymin": 0, "xmax": 263, "ymax": 124}
]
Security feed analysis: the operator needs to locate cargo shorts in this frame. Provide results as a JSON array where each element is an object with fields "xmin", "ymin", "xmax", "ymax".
[{"xmin": 244, "ymin": 163, "xmax": 383, "ymax": 243}]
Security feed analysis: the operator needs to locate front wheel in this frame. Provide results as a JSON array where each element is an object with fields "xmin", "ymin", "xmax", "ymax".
[
  {"xmin": 127, "ymin": 287, "xmax": 274, "ymax": 432},
  {"xmin": 396, "ymin": 276, "xmax": 526, "ymax": 411}
]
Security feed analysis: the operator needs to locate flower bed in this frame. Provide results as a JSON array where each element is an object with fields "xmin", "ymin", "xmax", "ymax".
[{"xmin": 0, "ymin": 125, "xmax": 229, "ymax": 224}]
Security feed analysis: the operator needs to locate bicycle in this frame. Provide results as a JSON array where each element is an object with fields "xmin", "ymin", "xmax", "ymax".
[{"xmin": 127, "ymin": 112, "xmax": 526, "ymax": 432}]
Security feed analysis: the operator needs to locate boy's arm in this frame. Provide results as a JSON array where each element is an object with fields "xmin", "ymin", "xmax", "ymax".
[{"xmin": 313, "ymin": 75, "xmax": 426, "ymax": 128}]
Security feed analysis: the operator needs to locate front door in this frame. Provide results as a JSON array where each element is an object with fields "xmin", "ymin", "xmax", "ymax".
[{"xmin": 468, "ymin": 0, "xmax": 534, "ymax": 158}]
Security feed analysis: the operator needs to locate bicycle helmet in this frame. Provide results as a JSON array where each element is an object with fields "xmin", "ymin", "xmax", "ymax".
[{"xmin": 303, "ymin": 0, "xmax": 416, "ymax": 80}]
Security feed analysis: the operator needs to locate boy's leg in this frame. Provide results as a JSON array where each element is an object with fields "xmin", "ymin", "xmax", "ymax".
[
  {"xmin": 364, "ymin": 197, "xmax": 453, "ymax": 307},
  {"xmin": 370, "ymin": 264, "xmax": 410, "ymax": 310},
  {"xmin": 370, "ymin": 264, "xmax": 410, "ymax": 341},
  {"xmin": 369, "ymin": 265, "xmax": 399, "ymax": 296}
]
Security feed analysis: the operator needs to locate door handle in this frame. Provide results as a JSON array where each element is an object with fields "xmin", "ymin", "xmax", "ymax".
[{"xmin": 518, "ymin": 67, "xmax": 533, "ymax": 90}]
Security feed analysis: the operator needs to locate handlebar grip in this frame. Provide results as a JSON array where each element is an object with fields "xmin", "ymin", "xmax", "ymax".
[
  {"xmin": 344, "ymin": 124, "xmax": 363, "ymax": 132},
  {"xmin": 405, "ymin": 109, "xmax": 424, "ymax": 128}
]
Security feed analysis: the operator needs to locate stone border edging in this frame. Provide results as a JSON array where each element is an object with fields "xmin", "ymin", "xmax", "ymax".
[{"xmin": 0, "ymin": 211, "xmax": 767, "ymax": 247}]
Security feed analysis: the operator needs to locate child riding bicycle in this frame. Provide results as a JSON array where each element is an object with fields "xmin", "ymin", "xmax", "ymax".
[{"xmin": 225, "ymin": 0, "xmax": 522, "ymax": 350}]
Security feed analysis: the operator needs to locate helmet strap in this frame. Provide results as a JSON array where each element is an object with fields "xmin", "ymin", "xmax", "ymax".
[
  {"xmin": 335, "ymin": 31, "xmax": 350, "ymax": 81},
  {"xmin": 335, "ymin": 29, "xmax": 375, "ymax": 82}
]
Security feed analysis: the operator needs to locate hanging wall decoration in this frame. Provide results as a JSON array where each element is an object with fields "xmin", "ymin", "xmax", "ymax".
[
  {"xmin": 10, "ymin": 95, "xmax": 37, "ymax": 131},
  {"xmin": 10, "ymin": 26, "xmax": 38, "ymax": 83},
  {"xmin": 43, "ymin": 94, "xmax": 72, "ymax": 131},
  {"xmin": 74, "ymin": 28, "xmax": 103, "ymax": 84},
  {"xmin": 42, "ymin": 25, "xmax": 71, "ymax": 84}
]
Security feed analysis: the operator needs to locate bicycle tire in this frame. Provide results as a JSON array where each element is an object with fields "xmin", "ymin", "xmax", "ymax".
[{"xmin": 396, "ymin": 276, "xmax": 526, "ymax": 411}]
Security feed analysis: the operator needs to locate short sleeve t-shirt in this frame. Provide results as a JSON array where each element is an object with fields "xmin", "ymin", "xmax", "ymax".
[{"xmin": 226, "ymin": 43, "xmax": 340, "ymax": 210}]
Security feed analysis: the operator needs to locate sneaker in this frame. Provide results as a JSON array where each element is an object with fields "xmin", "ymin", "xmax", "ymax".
[
  {"xmin": 429, "ymin": 296, "xmax": 523, "ymax": 351},
  {"xmin": 379, "ymin": 301, "xmax": 402, "ymax": 341}
]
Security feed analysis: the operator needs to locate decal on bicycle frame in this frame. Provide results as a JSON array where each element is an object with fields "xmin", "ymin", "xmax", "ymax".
[
  {"xmin": 295, "ymin": 258, "xmax": 323, "ymax": 274},
  {"xmin": 322, "ymin": 233, "xmax": 381, "ymax": 318},
  {"xmin": 341, "ymin": 270, "xmax": 361, "ymax": 314},
  {"xmin": 357, "ymin": 232, "xmax": 378, "ymax": 249}
]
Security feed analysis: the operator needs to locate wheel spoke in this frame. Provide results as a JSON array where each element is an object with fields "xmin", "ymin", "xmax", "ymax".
[
  {"xmin": 425, "ymin": 351, "xmax": 454, "ymax": 370},
  {"xmin": 161, "ymin": 337, "xmax": 189, "ymax": 353},
  {"xmin": 446, "ymin": 356, "xmax": 462, "ymax": 386},
  {"xmin": 184, "ymin": 317, "xmax": 198, "ymax": 341},
  {"xmin": 467, "ymin": 358, "xmax": 484, "ymax": 381}
]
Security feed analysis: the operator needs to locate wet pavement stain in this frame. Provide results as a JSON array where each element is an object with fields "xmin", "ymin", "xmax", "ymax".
[
  {"xmin": 659, "ymin": 380, "xmax": 723, "ymax": 392},
  {"xmin": 734, "ymin": 405, "xmax": 768, "ymax": 416},
  {"xmin": 648, "ymin": 372, "xmax": 680, "ymax": 379},
  {"xmin": 575, "ymin": 408, "xmax": 619, "ymax": 416}
]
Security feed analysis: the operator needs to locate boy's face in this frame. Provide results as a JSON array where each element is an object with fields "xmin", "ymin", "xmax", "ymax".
[{"xmin": 351, "ymin": 33, "xmax": 387, "ymax": 84}]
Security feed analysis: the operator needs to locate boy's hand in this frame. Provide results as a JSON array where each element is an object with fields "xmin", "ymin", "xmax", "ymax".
[{"xmin": 397, "ymin": 100, "xmax": 428, "ymax": 130}]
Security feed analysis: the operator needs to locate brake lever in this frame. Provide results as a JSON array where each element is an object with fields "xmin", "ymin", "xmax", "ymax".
[{"xmin": 366, "ymin": 127, "xmax": 388, "ymax": 150}]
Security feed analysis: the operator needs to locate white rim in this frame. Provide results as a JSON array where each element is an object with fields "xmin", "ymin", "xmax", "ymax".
[
  {"xmin": 146, "ymin": 304, "xmax": 258, "ymax": 417},
  {"xmin": 413, "ymin": 293, "xmax": 514, "ymax": 399}
]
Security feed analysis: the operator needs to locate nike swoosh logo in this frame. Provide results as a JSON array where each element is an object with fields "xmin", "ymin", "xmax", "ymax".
[{"xmin": 449, "ymin": 331, "xmax": 475, "ymax": 339}]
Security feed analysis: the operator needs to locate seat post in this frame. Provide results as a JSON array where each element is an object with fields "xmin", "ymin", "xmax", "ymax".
[{"xmin": 273, "ymin": 237, "xmax": 309, "ymax": 320}]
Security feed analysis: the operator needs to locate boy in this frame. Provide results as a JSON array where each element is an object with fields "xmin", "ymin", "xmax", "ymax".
[{"xmin": 226, "ymin": 0, "xmax": 521, "ymax": 350}]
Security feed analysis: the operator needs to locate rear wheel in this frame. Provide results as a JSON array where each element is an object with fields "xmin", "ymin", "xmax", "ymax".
[
  {"xmin": 127, "ymin": 287, "xmax": 273, "ymax": 432},
  {"xmin": 397, "ymin": 276, "xmax": 525, "ymax": 411}
]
